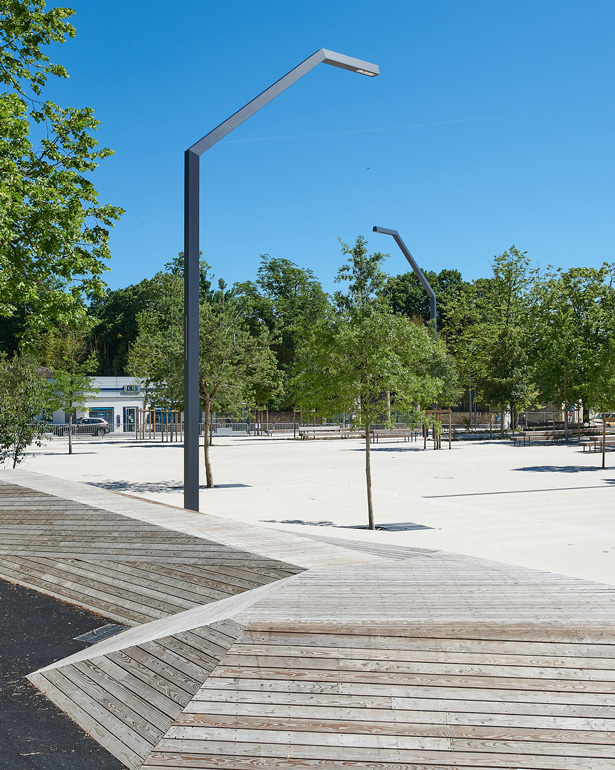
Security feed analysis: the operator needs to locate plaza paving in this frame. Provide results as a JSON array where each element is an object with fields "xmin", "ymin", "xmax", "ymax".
[
  {"xmin": 3, "ymin": 470, "xmax": 615, "ymax": 769},
  {"xmin": 16, "ymin": 433, "xmax": 615, "ymax": 586},
  {"xmin": 3, "ymin": 436, "xmax": 615, "ymax": 768}
]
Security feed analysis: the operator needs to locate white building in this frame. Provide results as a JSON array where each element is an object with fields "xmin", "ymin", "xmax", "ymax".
[{"xmin": 50, "ymin": 376, "xmax": 145, "ymax": 431}]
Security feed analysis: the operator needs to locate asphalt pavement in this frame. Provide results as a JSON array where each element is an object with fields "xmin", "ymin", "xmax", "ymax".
[{"xmin": 0, "ymin": 577, "xmax": 125, "ymax": 770}]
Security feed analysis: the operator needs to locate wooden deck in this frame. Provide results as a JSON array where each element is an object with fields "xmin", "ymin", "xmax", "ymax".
[{"xmin": 3, "ymin": 468, "xmax": 615, "ymax": 769}]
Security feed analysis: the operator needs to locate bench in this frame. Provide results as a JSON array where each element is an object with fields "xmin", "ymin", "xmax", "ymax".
[
  {"xmin": 298, "ymin": 427, "xmax": 361, "ymax": 440},
  {"xmin": 580, "ymin": 434, "xmax": 615, "ymax": 452},
  {"xmin": 513, "ymin": 430, "xmax": 570, "ymax": 446},
  {"xmin": 514, "ymin": 428, "xmax": 600, "ymax": 446},
  {"xmin": 370, "ymin": 428, "xmax": 421, "ymax": 444}
]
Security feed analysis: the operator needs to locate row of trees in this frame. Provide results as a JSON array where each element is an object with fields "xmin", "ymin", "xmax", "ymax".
[{"xmin": 114, "ymin": 239, "xmax": 459, "ymax": 527}]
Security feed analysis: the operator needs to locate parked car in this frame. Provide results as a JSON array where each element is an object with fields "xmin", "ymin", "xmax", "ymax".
[
  {"xmin": 595, "ymin": 413, "xmax": 615, "ymax": 427},
  {"xmin": 60, "ymin": 417, "xmax": 110, "ymax": 436}
]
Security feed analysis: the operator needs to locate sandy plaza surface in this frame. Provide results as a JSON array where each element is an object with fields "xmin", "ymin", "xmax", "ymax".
[{"xmin": 7, "ymin": 432, "xmax": 615, "ymax": 586}]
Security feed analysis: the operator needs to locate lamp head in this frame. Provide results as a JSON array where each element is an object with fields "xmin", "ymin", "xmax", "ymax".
[{"xmin": 321, "ymin": 49, "xmax": 379, "ymax": 77}]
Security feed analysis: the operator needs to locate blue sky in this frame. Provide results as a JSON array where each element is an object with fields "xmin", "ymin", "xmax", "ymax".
[{"xmin": 46, "ymin": 0, "xmax": 615, "ymax": 292}]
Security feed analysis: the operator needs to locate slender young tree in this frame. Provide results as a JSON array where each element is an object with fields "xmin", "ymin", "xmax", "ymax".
[
  {"xmin": 293, "ymin": 237, "xmax": 459, "ymax": 529},
  {"xmin": 129, "ymin": 272, "xmax": 279, "ymax": 487},
  {"xmin": 42, "ymin": 327, "xmax": 98, "ymax": 454},
  {"xmin": 0, "ymin": 353, "xmax": 48, "ymax": 467}
]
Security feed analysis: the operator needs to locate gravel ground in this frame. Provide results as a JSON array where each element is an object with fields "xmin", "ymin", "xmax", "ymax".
[{"xmin": 0, "ymin": 577, "xmax": 125, "ymax": 770}]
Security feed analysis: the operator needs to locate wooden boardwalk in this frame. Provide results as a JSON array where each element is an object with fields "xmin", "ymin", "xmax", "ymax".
[{"xmin": 3, "ymin": 469, "xmax": 615, "ymax": 769}]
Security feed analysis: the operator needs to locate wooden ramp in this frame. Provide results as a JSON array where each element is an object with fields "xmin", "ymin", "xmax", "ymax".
[{"xmin": 3, "ymin": 470, "xmax": 615, "ymax": 769}]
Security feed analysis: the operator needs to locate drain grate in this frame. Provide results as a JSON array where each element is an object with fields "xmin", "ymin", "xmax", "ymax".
[
  {"xmin": 345, "ymin": 522, "xmax": 433, "ymax": 532},
  {"xmin": 74, "ymin": 623, "xmax": 129, "ymax": 645}
]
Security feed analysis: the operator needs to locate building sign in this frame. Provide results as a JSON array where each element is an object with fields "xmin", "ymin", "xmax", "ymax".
[{"xmin": 123, "ymin": 384, "xmax": 140, "ymax": 393}]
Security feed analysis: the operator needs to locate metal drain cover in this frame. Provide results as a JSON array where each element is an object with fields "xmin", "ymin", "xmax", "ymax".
[{"xmin": 74, "ymin": 623, "xmax": 129, "ymax": 645}]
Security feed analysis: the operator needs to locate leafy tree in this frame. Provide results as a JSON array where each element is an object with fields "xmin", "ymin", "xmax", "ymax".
[
  {"xmin": 293, "ymin": 237, "xmax": 459, "ymax": 529},
  {"xmin": 584, "ymin": 265, "xmax": 615, "ymax": 414},
  {"xmin": 235, "ymin": 256, "xmax": 330, "ymax": 408},
  {"xmin": 198, "ymin": 286, "xmax": 280, "ymax": 486},
  {"xmin": 0, "ymin": 353, "xmax": 48, "ymax": 467},
  {"xmin": 42, "ymin": 326, "xmax": 98, "ymax": 454},
  {"xmin": 446, "ymin": 247, "xmax": 536, "ymax": 434},
  {"xmin": 88, "ymin": 283, "xmax": 155, "ymax": 376},
  {"xmin": 0, "ymin": 0, "xmax": 123, "ymax": 342},
  {"xmin": 528, "ymin": 264, "xmax": 615, "ymax": 431},
  {"xmin": 127, "ymin": 271, "xmax": 184, "ymax": 410},
  {"xmin": 129, "ymin": 273, "xmax": 280, "ymax": 487},
  {"xmin": 87, "ymin": 255, "xmax": 211, "ymax": 375}
]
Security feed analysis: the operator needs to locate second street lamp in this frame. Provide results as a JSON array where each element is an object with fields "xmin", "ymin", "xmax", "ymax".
[
  {"xmin": 372, "ymin": 226, "xmax": 437, "ymax": 332},
  {"xmin": 184, "ymin": 49, "xmax": 379, "ymax": 511}
]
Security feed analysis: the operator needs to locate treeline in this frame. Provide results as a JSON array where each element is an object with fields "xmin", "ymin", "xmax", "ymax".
[
  {"xmin": 4, "ymin": 238, "xmax": 615, "ymax": 432},
  {"xmin": 55, "ymin": 240, "xmax": 615, "ymax": 429}
]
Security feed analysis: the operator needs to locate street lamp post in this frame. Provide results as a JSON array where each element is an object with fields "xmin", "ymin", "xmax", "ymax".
[
  {"xmin": 184, "ymin": 50, "xmax": 379, "ymax": 511},
  {"xmin": 372, "ymin": 226, "xmax": 437, "ymax": 332}
]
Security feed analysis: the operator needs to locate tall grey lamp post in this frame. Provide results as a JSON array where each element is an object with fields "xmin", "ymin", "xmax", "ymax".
[
  {"xmin": 372, "ymin": 226, "xmax": 437, "ymax": 331},
  {"xmin": 184, "ymin": 49, "xmax": 379, "ymax": 511}
]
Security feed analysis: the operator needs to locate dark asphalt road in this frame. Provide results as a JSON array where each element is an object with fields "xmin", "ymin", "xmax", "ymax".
[{"xmin": 0, "ymin": 578, "xmax": 126, "ymax": 769}]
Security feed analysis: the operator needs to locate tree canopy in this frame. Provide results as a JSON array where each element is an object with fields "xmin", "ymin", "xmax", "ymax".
[{"xmin": 0, "ymin": 0, "xmax": 122, "ymax": 342}]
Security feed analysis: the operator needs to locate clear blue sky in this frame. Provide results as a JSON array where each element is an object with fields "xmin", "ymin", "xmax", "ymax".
[{"xmin": 46, "ymin": 0, "xmax": 615, "ymax": 292}]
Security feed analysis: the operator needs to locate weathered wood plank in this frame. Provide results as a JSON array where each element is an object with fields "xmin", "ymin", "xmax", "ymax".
[{"xmin": 148, "ymin": 739, "xmax": 615, "ymax": 769}]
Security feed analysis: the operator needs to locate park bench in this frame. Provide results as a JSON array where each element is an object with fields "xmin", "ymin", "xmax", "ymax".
[
  {"xmin": 370, "ymin": 428, "xmax": 421, "ymax": 444},
  {"xmin": 513, "ymin": 428, "xmax": 600, "ymax": 446},
  {"xmin": 513, "ymin": 430, "xmax": 570, "ymax": 446},
  {"xmin": 580, "ymin": 434, "xmax": 615, "ymax": 452},
  {"xmin": 298, "ymin": 426, "xmax": 361, "ymax": 440}
]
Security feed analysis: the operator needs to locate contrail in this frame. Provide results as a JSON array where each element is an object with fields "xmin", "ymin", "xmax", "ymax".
[{"xmin": 221, "ymin": 115, "xmax": 528, "ymax": 145}]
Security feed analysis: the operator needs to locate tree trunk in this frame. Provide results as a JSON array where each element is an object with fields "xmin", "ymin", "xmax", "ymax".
[
  {"xmin": 563, "ymin": 399, "xmax": 569, "ymax": 442},
  {"xmin": 68, "ymin": 412, "xmax": 73, "ymax": 455},
  {"xmin": 500, "ymin": 407, "xmax": 504, "ymax": 440},
  {"xmin": 365, "ymin": 414, "xmax": 375, "ymax": 530},
  {"xmin": 203, "ymin": 400, "xmax": 214, "ymax": 487}
]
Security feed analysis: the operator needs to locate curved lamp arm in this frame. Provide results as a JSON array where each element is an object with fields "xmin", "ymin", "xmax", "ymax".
[{"xmin": 372, "ymin": 226, "xmax": 437, "ymax": 332}]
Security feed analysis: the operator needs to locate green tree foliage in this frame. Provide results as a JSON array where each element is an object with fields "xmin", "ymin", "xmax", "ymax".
[
  {"xmin": 128, "ymin": 272, "xmax": 279, "ymax": 487},
  {"xmin": 42, "ymin": 326, "xmax": 98, "ymax": 454},
  {"xmin": 382, "ymin": 267, "xmax": 471, "ymax": 333},
  {"xmin": 88, "ymin": 283, "xmax": 155, "ymax": 376},
  {"xmin": 293, "ymin": 237, "xmax": 459, "ymax": 529},
  {"xmin": 446, "ymin": 247, "xmax": 536, "ymax": 432},
  {"xmin": 0, "ymin": 353, "xmax": 48, "ymax": 467},
  {"xmin": 127, "ymin": 271, "xmax": 184, "ymax": 410},
  {"xmin": 235, "ymin": 256, "xmax": 330, "ymax": 408},
  {"xmin": 87, "ymin": 255, "xmax": 211, "ymax": 375},
  {"xmin": 0, "ymin": 0, "xmax": 123, "ymax": 343},
  {"xmin": 528, "ymin": 264, "xmax": 615, "ymax": 427}
]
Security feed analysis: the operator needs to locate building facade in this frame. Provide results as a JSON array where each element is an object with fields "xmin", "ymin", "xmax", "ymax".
[{"xmin": 50, "ymin": 377, "xmax": 145, "ymax": 431}]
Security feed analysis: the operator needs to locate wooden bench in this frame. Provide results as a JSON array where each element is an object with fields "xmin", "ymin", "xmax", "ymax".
[
  {"xmin": 370, "ymin": 428, "xmax": 420, "ymax": 444},
  {"xmin": 580, "ymin": 434, "xmax": 615, "ymax": 452},
  {"xmin": 298, "ymin": 427, "xmax": 361, "ymax": 440},
  {"xmin": 513, "ymin": 430, "xmax": 570, "ymax": 446},
  {"xmin": 514, "ymin": 428, "xmax": 600, "ymax": 446}
]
